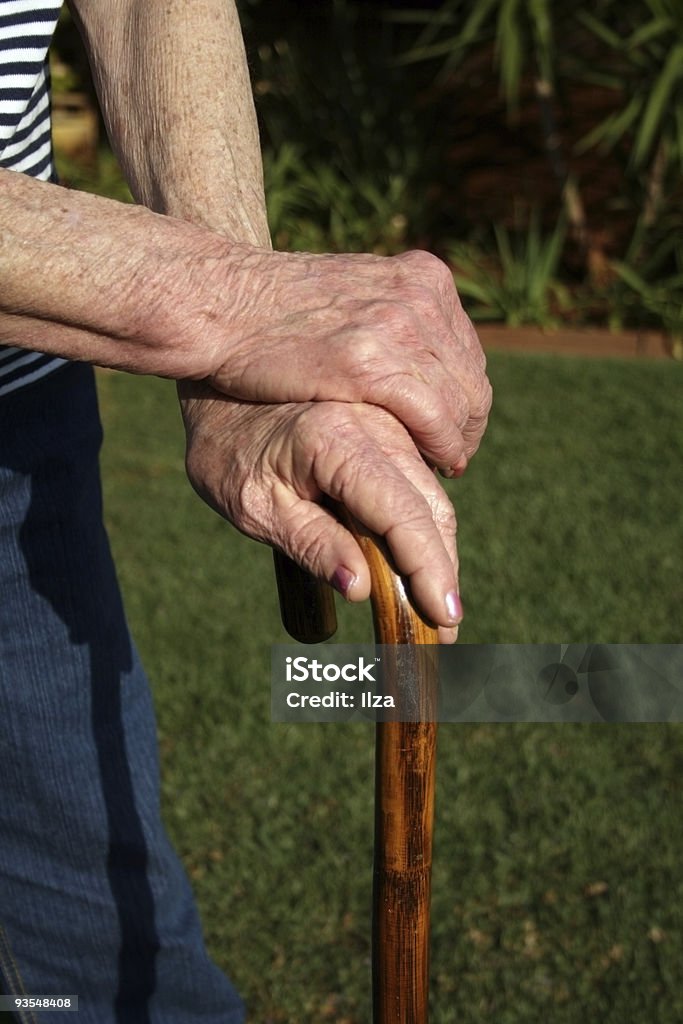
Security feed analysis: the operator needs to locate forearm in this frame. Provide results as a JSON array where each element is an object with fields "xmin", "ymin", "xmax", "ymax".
[
  {"xmin": 68, "ymin": 0, "xmax": 270, "ymax": 245},
  {"xmin": 2, "ymin": 1, "xmax": 269, "ymax": 375},
  {"xmin": 2, "ymin": 2, "xmax": 489, "ymax": 470},
  {"xmin": 0, "ymin": 170, "xmax": 237, "ymax": 377}
]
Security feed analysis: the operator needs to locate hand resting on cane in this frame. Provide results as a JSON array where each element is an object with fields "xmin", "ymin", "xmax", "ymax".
[
  {"xmin": 2, "ymin": 175, "xmax": 491, "ymax": 638},
  {"xmin": 1, "ymin": 175, "xmax": 491, "ymax": 479},
  {"xmin": 180, "ymin": 381, "xmax": 463, "ymax": 643}
]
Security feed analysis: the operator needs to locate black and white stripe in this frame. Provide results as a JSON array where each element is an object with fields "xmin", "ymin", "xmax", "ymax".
[{"xmin": 1, "ymin": 0, "xmax": 66, "ymax": 396}]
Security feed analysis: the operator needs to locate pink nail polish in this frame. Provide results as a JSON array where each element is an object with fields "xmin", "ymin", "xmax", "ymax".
[
  {"xmin": 445, "ymin": 590, "xmax": 463, "ymax": 623},
  {"xmin": 331, "ymin": 566, "xmax": 357, "ymax": 599}
]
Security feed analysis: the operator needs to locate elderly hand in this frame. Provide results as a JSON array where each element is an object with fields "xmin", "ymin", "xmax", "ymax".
[
  {"xmin": 177, "ymin": 245, "xmax": 491, "ymax": 476},
  {"xmin": 2, "ymin": 174, "xmax": 490, "ymax": 473},
  {"xmin": 179, "ymin": 381, "xmax": 462, "ymax": 643}
]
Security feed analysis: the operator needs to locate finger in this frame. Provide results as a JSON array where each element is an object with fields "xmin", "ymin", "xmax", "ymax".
[
  {"xmin": 218, "ymin": 315, "xmax": 489, "ymax": 471},
  {"xmin": 388, "ymin": 251, "xmax": 492, "ymax": 459},
  {"xmin": 438, "ymin": 624, "xmax": 459, "ymax": 645},
  {"xmin": 328, "ymin": 303, "xmax": 482, "ymax": 468},
  {"xmin": 311, "ymin": 422, "xmax": 461, "ymax": 630},
  {"xmin": 269, "ymin": 483, "xmax": 372, "ymax": 601},
  {"xmin": 366, "ymin": 355, "xmax": 491, "ymax": 469},
  {"xmin": 367, "ymin": 371, "xmax": 471, "ymax": 470},
  {"xmin": 381, "ymin": 454, "xmax": 462, "ymax": 633}
]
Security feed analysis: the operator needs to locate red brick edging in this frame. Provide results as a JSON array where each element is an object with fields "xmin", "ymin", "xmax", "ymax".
[{"xmin": 477, "ymin": 324, "xmax": 671, "ymax": 360}]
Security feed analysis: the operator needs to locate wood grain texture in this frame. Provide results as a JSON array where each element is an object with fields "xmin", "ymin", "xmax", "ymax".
[
  {"xmin": 273, "ymin": 549, "xmax": 337, "ymax": 643},
  {"xmin": 272, "ymin": 514, "xmax": 438, "ymax": 1024},
  {"xmin": 340, "ymin": 515, "xmax": 438, "ymax": 1024}
]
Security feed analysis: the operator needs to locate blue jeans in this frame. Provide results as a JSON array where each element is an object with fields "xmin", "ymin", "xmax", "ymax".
[{"xmin": 0, "ymin": 364, "xmax": 244, "ymax": 1023}]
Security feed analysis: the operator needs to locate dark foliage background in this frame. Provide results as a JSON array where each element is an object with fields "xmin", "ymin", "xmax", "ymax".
[{"xmin": 52, "ymin": 0, "xmax": 682, "ymax": 339}]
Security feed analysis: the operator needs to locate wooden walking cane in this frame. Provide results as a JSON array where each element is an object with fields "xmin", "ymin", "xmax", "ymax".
[{"xmin": 273, "ymin": 513, "xmax": 439, "ymax": 1024}]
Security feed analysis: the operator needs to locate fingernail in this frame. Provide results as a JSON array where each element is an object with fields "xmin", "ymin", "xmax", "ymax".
[
  {"xmin": 442, "ymin": 457, "xmax": 468, "ymax": 480},
  {"xmin": 445, "ymin": 590, "xmax": 463, "ymax": 624},
  {"xmin": 331, "ymin": 566, "xmax": 358, "ymax": 599}
]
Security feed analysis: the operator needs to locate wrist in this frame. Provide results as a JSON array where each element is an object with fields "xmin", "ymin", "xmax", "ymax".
[
  {"xmin": 0, "ymin": 171, "xmax": 261, "ymax": 382},
  {"xmin": 154, "ymin": 187, "xmax": 271, "ymax": 249},
  {"xmin": 162, "ymin": 233, "xmax": 270, "ymax": 382}
]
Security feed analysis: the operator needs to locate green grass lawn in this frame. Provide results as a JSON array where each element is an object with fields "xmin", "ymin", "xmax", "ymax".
[{"xmin": 97, "ymin": 353, "xmax": 682, "ymax": 1023}]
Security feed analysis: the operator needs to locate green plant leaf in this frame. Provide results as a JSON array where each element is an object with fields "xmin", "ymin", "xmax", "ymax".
[
  {"xmin": 632, "ymin": 43, "xmax": 683, "ymax": 166},
  {"xmin": 575, "ymin": 69, "xmax": 626, "ymax": 90},
  {"xmin": 611, "ymin": 261, "xmax": 652, "ymax": 296},
  {"xmin": 453, "ymin": 0, "xmax": 500, "ymax": 56},
  {"xmin": 575, "ymin": 95, "xmax": 643, "ymax": 154},
  {"xmin": 493, "ymin": 222, "xmax": 516, "ymax": 277},
  {"xmin": 576, "ymin": 10, "xmax": 624, "ymax": 50},
  {"xmin": 627, "ymin": 17, "xmax": 674, "ymax": 52},
  {"xmin": 453, "ymin": 275, "xmax": 500, "ymax": 305},
  {"xmin": 391, "ymin": 0, "xmax": 496, "ymax": 70},
  {"xmin": 449, "ymin": 210, "xmax": 567, "ymax": 327},
  {"xmin": 496, "ymin": 0, "xmax": 524, "ymax": 109},
  {"xmin": 392, "ymin": 37, "xmax": 468, "ymax": 67},
  {"xmin": 676, "ymin": 93, "xmax": 683, "ymax": 172},
  {"xmin": 529, "ymin": 0, "xmax": 554, "ymax": 85}
]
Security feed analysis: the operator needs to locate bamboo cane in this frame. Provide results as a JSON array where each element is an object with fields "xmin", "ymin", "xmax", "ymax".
[{"xmin": 273, "ymin": 522, "xmax": 438, "ymax": 1024}]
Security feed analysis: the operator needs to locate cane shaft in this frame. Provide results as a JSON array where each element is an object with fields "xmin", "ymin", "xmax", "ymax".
[
  {"xmin": 272, "ymin": 516, "xmax": 438, "ymax": 1023},
  {"xmin": 335, "ymin": 512, "xmax": 438, "ymax": 1024},
  {"xmin": 373, "ymin": 721, "xmax": 437, "ymax": 1022}
]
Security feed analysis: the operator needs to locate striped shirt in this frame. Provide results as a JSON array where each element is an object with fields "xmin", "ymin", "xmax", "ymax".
[{"xmin": 1, "ymin": 0, "xmax": 66, "ymax": 396}]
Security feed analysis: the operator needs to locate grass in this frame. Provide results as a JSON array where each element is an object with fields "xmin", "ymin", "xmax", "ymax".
[{"xmin": 96, "ymin": 352, "xmax": 683, "ymax": 1023}]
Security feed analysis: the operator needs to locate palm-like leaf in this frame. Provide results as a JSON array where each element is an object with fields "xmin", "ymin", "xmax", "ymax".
[
  {"xmin": 450, "ymin": 211, "xmax": 568, "ymax": 326},
  {"xmin": 577, "ymin": 2, "xmax": 683, "ymax": 171}
]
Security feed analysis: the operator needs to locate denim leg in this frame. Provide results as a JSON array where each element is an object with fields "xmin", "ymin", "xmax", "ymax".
[{"xmin": 0, "ymin": 365, "xmax": 244, "ymax": 1024}]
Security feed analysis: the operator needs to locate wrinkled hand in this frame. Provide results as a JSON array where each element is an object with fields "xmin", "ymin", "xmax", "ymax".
[
  {"xmin": 179, "ymin": 380, "xmax": 462, "ymax": 643},
  {"xmin": 184, "ymin": 246, "xmax": 491, "ymax": 474}
]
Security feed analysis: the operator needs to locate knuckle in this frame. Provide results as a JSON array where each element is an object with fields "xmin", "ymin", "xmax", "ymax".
[
  {"xmin": 403, "ymin": 281, "xmax": 442, "ymax": 317},
  {"xmin": 404, "ymin": 392, "xmax": 454, "ymax": 450},
  {"xmin": 472, "ymin": 378, "xmax": 493, "ymax": 420},
  {"xmin": 435, "ymin": 493, "xmax": 457, "ymax": 537},
  {"xmin": 296, "ymin": 403, "xmax": 338, "ymax": 452},
  {"xmin": 399, "ymin": 252, "xmax": 455, "ymax": 304},
  {"xmin": 343, "ymin": 322, "xmax": 394, "ymax": 370},
  {"xmin": 450, "ymin": 389, "xmax": 471, "ymax": 429},
  {"xmin": 372, "ymin": 299, "xmax": 417, "ymax": 335},
  {"xmin": 234, "ymin": 477, "xmax": 269, "ymax": 536},
  {"xmin": 401, "ymin": 282, "xmax": 432, "ymax": 305},
  {"xmin": 330, "ymin": 452, "xmax": 371, "ymax": 504},
  {"xmin": 462, "ymin": 315, "xmax": 488, "ymax": 364},
  {"xmin": 399, "ymin": 248, "xmax": 449, "ymax": 283},
  {"xmin": 307, "ymin": 424, "xmax": 367, "ymax": 498},
  {"xmin": 388, "ymin": 498, "xmax": 432, "ymax": 541}
]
